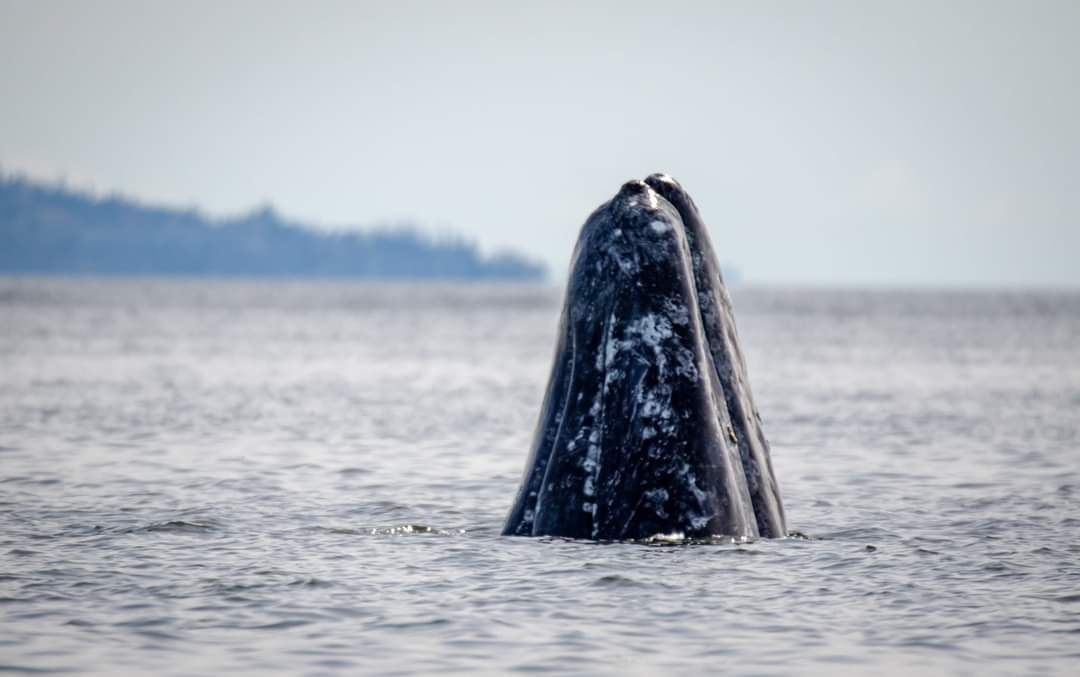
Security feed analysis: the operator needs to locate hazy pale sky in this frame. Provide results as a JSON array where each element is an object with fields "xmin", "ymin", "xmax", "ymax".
[{"xmin": 2, "ymin": 0, "xmax": 1077, "ymax": 286}]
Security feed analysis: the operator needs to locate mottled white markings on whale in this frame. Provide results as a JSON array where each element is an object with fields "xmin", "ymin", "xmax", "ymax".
[{"xmin": 502, "ymin": 175, "xmax": 787, "ymax": 540}]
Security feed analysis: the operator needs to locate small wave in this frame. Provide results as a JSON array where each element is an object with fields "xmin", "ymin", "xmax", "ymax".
[
  {"xmin": 0, "ymin": 476, "xmax": 59, "ymax": 486},
  {"xmin": 207, "ymin": 575, "xmax": 333, "ymax": 595},
  {"xmin": 0, "ymin": 665, "xmax": 71, "ymax": 674},
  {"xmin": 377, "ymin": 617, "xmax": 451, "ymax": 630},
  {"xmin": 536, "ymin": 532, "xmax": 771, "ymax": 546},
  {"xmin": 1047, "ymin": 593, "xmax": 1080, "ymax": 604},
  {"xmin": 314, "ymin": 526, "xmax": 365, "ymax": 536},
  {"xmin": 345, "ymin": 500, "xmax": 411, "ymax": 517},
  {"xmin": 591, "ymin": 574, "xmax": 650, "ymax": 588},
  {"xmin": 125, "ymin": 520, "xmax": 219, "ymax": 534},
  {"xmin": 635, "ymin": 532, "xmax": 756, "ymax": 546},
  {"xmin": 314, "ymin": 523, "xmax": 465, "ymax": 537},
  {"xmin": 644, "ymin": 531, "xmax": 686, "ymax": 544},
  {"xmin": 281, "ymin": 463, "xmax": 321, "ymax": 471},
  {"xmin": 210, "ymin": 581, "xmax": 270, "ymax": 593},
  {"xmin": 338, "ymin": 466, "xmax": 371, "ymax": 476},
  {"xmin": 288, "ymin": 577, "xmax": 332, "ymax": 588},
  {"xmin": 815, "ymin": 526, "xmax": 898, "ymax": 541},
  {"xmin": 369, "ymin": 524, "xmax": 464, "ymax": 536},
  {"xmin": 113, "ymin": 616, "xmax": 176, "ymax": 629},
  {"xmin": 249, "ymin": 619, "xmax": 313, "ymax": 631}
]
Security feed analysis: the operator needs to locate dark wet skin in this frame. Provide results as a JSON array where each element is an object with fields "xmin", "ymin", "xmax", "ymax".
[{"xmin": 503, "ymin": 176, "xmax": 786, "ymax": 540}]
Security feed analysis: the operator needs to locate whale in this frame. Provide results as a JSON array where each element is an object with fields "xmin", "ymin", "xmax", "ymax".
[{"xmin": 503, "ymin": 175, "xmax": 786, "ymax": 541}]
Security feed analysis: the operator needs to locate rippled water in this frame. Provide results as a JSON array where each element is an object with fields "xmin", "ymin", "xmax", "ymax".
[{"xmin": 2, "ymin": 279, "xmax": 1078, "ymax": 675}]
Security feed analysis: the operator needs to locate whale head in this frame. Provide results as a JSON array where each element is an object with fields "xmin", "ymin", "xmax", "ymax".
[{"xmin": 503, "ymin": 175, "xmax": 786, "ymax": 541}]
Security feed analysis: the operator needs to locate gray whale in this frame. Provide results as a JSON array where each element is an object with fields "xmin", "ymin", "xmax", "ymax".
[{"xmin": 503, "ymin": 175, "xmax": 786, "ymax": 540}]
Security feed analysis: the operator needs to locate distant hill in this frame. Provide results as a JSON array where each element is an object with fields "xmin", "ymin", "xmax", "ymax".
[{"xmin": 0, "ymin": 174, "xmax": 545, "ymax": 280}]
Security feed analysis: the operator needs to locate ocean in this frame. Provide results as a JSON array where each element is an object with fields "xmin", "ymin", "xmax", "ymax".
[{"xmin": 1, "ymin": 279, "xmax": 1078, "ymax": 675}]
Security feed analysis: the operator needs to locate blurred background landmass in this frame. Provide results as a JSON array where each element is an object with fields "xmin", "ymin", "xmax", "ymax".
[{"xmin": 0, "ymin": 174, "xmax": 545, "ymax": 279}]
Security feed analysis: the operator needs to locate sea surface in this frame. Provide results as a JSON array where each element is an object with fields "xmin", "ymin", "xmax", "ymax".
[{"xmin": 1, "ymin": 279, "xmax": 1078, "ymax": 676}]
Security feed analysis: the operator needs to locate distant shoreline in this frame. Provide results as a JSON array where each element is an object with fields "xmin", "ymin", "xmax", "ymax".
[
  {"xmin": 0, "ymin": 174, "xmax": 546, "ymax": 281},
  {"xmin": 0, "ymin": 272, "xmax": 557, "ymax": 284}
]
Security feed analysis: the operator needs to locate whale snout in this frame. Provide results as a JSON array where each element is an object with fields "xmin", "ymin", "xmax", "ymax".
[
  {"xmin": 617, "ymin": 179, "xmax": 651, "ymax": 197},
  {"xmin": 609, "ymin": 177, "xmax": 678, "ymax": 226},
  {"xmin": 644, "ymin": 173, "xmax": 680, "ymax": 190}
]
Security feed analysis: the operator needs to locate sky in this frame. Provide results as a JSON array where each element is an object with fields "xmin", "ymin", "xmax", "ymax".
[{"xmin": 1, "ymin": 0, "xmax": 1077, "ymax": 286}]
